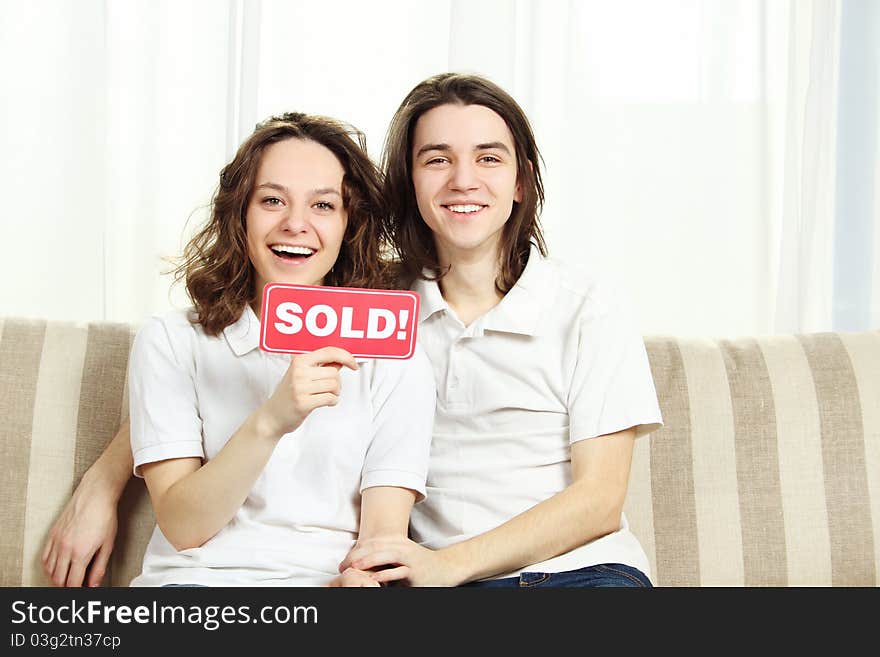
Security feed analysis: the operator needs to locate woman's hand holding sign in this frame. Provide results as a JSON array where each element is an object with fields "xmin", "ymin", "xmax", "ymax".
[{"xmin": 259, "ymin": 346, "xmax": 359, "ymax": 438}]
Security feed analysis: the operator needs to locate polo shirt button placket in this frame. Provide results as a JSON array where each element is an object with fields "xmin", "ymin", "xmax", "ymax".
[{"xmin": 447, "ymin": 340, "xmax": 465, "ymax": 402}]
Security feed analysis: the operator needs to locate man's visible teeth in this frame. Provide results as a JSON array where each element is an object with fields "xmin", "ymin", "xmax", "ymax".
[
  {"xmin": 446, "ymin": 204, "xmax": 483, "ymax": 214},
  {"xmin": 270, "ymin": 245, "xmax": 315, "ymax": 255}
]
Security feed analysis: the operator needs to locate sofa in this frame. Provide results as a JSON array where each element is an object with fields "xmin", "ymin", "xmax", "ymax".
[{"xmin": 1, "ymin": 316, "xmax": 877, "ymax": 586}]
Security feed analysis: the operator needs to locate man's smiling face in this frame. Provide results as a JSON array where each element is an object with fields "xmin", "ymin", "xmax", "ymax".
[{"xmin": 410, "ymin": 103, "xmax": 522, "ymax": 262}]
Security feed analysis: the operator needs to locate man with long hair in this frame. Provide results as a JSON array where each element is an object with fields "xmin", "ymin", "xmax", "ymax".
[{"xmin": 340, "ymin": 73, "xmax": 662, "ymax": 587}]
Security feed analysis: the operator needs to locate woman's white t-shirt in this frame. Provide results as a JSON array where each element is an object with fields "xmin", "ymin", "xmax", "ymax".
[{"xmin": 129, "ymin": 306, "xmax": 436, "ymax": 586}]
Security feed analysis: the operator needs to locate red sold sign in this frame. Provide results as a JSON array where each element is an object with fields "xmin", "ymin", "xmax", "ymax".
[{"xmin": 259, "ymin": 283, "xmax": 420, "ymax": 359}]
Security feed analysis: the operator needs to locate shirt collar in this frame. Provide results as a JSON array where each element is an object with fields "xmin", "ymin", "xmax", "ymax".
[
  {"xmin": 411, "ymin": 273, "xmax": 450, "ymax": 324},
  {"xmin": 223, "ymin": 304, "xmax": 262, "ymax": 356},
  {"xmin": 409, "ymin": 243, "xmax": 553, "ymax": 336},
  {"xmin": 481, "ymin": 244, "xmax": 552, "ymax": 336}
]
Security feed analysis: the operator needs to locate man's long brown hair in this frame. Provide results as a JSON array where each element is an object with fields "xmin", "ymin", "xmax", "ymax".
[
  {"xmin": 382, "ymin": 73, "xmax": 547, "ymax": 292},
  {"xmin": 175, "ymin": 112, "xmax": 393, "ymax": 336}
]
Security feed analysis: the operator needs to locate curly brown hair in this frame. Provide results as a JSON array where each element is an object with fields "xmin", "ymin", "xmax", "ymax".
[
  {"xmin": 382, "ymin": 73, "xmax": 547, "ymax": 293},
  {"xmin": 175, "ymin": 112, "xmax": 393, "ymax": 336}
]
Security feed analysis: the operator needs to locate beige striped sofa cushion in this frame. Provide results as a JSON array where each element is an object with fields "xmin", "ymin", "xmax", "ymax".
[
  {"xmin": 626, "ymin": 333, "xmax": 879, "ymax": 586},
  {"xmin": 0, "ymin": 318, "xmax": 152, "ymax": 588},
  {"xmin": 1, "ymin": 317, "xmax": 878, "ymax": 586}
]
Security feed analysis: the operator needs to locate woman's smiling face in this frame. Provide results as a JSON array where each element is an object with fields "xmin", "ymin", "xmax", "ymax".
[{"xmin": 246, "ymin": 138, "xmax": 348, "ymax": 297}]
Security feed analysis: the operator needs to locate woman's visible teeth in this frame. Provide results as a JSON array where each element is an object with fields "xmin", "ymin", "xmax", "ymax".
[
  {"xmin": 446, "ymin": 204, "xmax": 483, "ymax": 214},
  {"xmin": 270, "ymin": 244, "xmax": 315, "ymax": 255}
]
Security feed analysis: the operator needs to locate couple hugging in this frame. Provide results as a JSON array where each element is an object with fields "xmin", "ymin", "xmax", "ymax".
[{"xmin": 42, "ymin": 72, "xmax": 662, "ymax": 589}]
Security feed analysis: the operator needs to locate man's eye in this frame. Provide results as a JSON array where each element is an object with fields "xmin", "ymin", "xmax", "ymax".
[
  {"xmin": 479, "ymin": 155, "xmax": 501, "ymax": 163},
  {"xmin": 426, "ymin": 157, "xmax": 448, "ymax": 165}
]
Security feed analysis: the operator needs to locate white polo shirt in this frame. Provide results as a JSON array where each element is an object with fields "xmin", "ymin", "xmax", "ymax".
[
  {"xmin": 409, "ymin": 246, "xmax": 662, "ymax": 580},
  {"xmin": 128, "ymin": 306, "xmax": 435, "ymax": 586}
]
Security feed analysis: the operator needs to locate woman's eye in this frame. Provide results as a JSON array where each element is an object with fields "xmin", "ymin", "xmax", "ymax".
[
  {"xmin": 262, "ymin": 197, "xmax": 283, "ymax": 206},
  {"xmin": 314, "ymin": 201, "xmax": 335, "ymax": 210}
]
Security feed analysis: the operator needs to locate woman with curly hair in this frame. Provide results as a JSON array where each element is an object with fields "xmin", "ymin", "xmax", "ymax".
[{"xmin": 123, "ymin": 112, "xmax": 434, "ymax": 586}]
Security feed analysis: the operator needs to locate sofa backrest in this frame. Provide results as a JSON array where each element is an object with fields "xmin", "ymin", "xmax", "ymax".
[
  {"xmin": 1, "ymin": 317, "xmax": 877, "ymax": 586},
  {"xmin": 628, "ymin": 332, "xmax": 878, "ymax": 586},
  {"xmin": 0, "ymin": 318, "xmax": 152, "ymax": 588}
]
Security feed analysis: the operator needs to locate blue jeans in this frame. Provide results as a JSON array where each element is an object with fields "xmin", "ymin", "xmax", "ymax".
[{"xmin": 462, "ymin": 563, "xmax": 652, "ymax": 588}]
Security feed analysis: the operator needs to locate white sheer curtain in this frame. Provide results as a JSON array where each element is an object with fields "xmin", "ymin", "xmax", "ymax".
[
  {"xmin": 0, "ymin": 0, "xmax": 232, "ymax": 323},
  {"xmin": 1, "ymin": 0, "xmax": 876, "ymax": 337},
  {"xmin": 770, "ymin": 0, "xmax": 840, "ymax": 334}
]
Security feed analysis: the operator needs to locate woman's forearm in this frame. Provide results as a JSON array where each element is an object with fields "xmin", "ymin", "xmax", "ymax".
[
  {"xmin": 149, "ymin": 410, "xmax": 282, "ymax": 550},
  {"xmin": 357, "ymin": 486, "xmax": 416, "ymax": 540}
]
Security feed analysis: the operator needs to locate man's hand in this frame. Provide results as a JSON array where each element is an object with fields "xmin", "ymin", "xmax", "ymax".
[
  {"xmin": 339, "ymin": 536, "xmax": 460, "ymax": 587},
  {"xmin": 41, "ymin": 476, "xmax": 119, "ymax": 587},
  {"xmin": 327, "ymin": 567, "xmax": 383, "ymax": 587}
]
